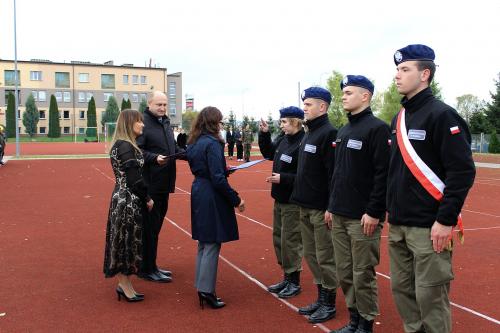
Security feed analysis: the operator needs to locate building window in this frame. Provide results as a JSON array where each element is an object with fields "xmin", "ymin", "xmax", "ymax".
[
  {"xmin": 101, "ymin": 74, "xmax": 115, "ymax": 89},
  {"xmin": 39, "ymin": 126, "xmax": 46, "ymax": 134},
  {"xmin": 38, "ymin": 91, "xmax": 46, "ymax": 102},
  {"xmin": 140, "ymin": 75, "xmax": 147, "ymax": 84},
  {"xmin": 32, "ymin": 91, "xmax": 38, "ymax": 101},
  {"xmin": 4, "ymin": 90, "xmax": 21, "ymax": 106},
  {"xmin": 78, "ymin": 127, "xmax": 85, "ymax": 135},
  {"xmin": 39, "ymin": 110, "xmax": 46, "ymax": 119},
  {"xmin": 63, "ymin": 110, "xmax": 70, "ymax": 119},
  {"xmin": 55, "ymin": 91, "xmax": 62, "ymax": 102},
  {"xmin": 79, "ymin": 73, "xmax": 89, "ymax": 83},
  {"xmin": 86, "ymin": 92, "xmax": 93, "ymax": 102},
  {"xmin": 4, "ymin": 70, "xmax": 20, "ymax": 86},
  {"xmin": 123, "ymin": 75, "xmax": 129, "ymax": 85},
  {"xmin": 103, "ymin": 92, "xmax": 114, "ymax": 102},
  {"xmin": 63, "ymin": 91, "xmax": 71, "ymax": 102},
  {"xmin": 140, "ymin": 93, "xmax": 147, "ymax": 102},
  {"xmin": 168, "ymin": 82, "xmax": 176, "ymax": 98},
  {"xmin": 122, "ymin": 93, "xmax": 129, "ymax": 102},
  {"xmin": 55, "ymin": 72, "xmax": 70, "ymax": 88},
  {"xmin": 79, "ymin": 110, "xmax": 85, "ymax": 119},
  {"xmin": 18, "ymin": 110, "xmax": 21, "ymax": 119},
  {"xmin": 78, "ymin": 92, "xmax": 86, "ymax": 103},
  {"xmin": 132, "ymin": 93, "xmax": 138, "ymax": 103},
  {"xmin": 30, "ymin": 71, "xmax": 42, "ymax": 81},
  {"xmin": 63, "ymin": 127, "xmax": 70, "ymax": 134},
  {"xmin": 169, "ymin": 104, "xmax": 176, "ymax": 115},
  {"xmin": 132, "ymin": 75, "xmax": 138, "ymax": 85}
]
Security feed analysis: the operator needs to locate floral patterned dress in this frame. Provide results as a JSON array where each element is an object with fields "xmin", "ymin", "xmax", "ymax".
[{"xmin": 103, "ymin": 140, "xmax": 150, "ymax": 278}]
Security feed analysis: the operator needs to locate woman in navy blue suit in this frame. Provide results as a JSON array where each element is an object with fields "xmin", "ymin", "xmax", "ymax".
[{"xmin": 187, "ymin": 106, "xmax": 246, "ymax": 309}]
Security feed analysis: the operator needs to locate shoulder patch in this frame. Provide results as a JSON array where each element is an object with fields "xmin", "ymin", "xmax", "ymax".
[{"xmin": 450, "ymin": 126, "xmax": 460, "ymax": 135}]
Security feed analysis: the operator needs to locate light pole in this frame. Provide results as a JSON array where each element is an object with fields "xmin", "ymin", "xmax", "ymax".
[{"xmin": 13, "ymin": 0, "xmax": 20, "ymax": 157}]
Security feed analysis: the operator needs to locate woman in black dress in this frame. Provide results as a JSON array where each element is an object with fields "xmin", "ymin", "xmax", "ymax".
[
  {"xmin": 103, "ymin": 109, "xmax": 154, "ymax": 302},
  {"xmin": 186, "ymin": 106, "xmax": 245, "ymax": 309}
]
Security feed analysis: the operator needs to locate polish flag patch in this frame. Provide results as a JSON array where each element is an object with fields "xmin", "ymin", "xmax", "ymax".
[
  {"xmin": 332, "ymin": 141, "xmax": 336, "ymax": 147},
  {"xmin": 450, "ymin": 126, "xmax": 460, "ymax": 135}
]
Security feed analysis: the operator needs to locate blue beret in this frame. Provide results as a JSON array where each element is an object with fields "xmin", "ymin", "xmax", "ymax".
[
  {"xmin": 394, "ymin": 44, "xmax": 435, "ymax": 65},
  {"xmin": 301, "ymin": 87, "xmax": 332, "ymax": 104},
  {"xmin": 340, "ymin": 75, "xmax": 374, "ymax": 94},
  {"xmin": 279, "ymin": 106, "xmax": 304, "ymax": 119}
]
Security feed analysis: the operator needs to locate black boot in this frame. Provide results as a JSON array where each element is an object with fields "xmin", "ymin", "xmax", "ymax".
[
  {"xmin": 330, "ymin": 308, "xmax": 360, "ymax": 333},
  {"xmin": 354, "ymin": 317, "xmax": 373, "ymax": 333},
  {"xmin": 298, "ymin": 284, "xmax": 322, "ymax": 315},
  {"xmin": 308, "ymin": 287, "xmax": 336, "ymax": 323},
  {"xmin": 278, "ymin": 271, "xmax": 301, "ymax": 298},
  {"xmin": 267, "ymin": 273, "xmax": 289, "ymax": 294}
]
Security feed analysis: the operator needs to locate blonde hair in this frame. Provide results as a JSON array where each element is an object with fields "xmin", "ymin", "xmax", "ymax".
[
  {"xmin": 111, "ymin": 109, "xmax": 143, "ymax": 151},
  {"xmin": 281, "ymin": 117, "xmax": 303, "ymax": 129}
]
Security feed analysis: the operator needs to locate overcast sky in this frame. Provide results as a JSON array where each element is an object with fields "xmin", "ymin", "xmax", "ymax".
[{"xmin": 1, "ymin": 0, "xmax": 499, "ymax": 120}]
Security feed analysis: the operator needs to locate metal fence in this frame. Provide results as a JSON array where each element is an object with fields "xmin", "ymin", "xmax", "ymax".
[{"xmin": 471, "ymin": 133, "xmax": 490, "ymax": 153}]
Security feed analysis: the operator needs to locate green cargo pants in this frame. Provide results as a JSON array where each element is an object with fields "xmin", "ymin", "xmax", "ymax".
[
  {"xmin": 244, "ymin": 144, "xmax": 251, "ymax": 162},
  {"xmin": 273, "ymin": 202, "xmax": 303, "ymax": 273},
  {"xmin": 332, "ymin": 215, "xmax": 381, "ymax": 321},
  {"xmin": 389, "ymin": 224, "xmax": 454, "ymax": 333},
  {"xmin": 299, "ymin": 207, "xmax": 337, "ymax": 290}
]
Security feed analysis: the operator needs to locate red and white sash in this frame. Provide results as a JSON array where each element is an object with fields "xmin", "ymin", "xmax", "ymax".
[{"xmin": 396, "ymin": 109, "xmax": 464, "ymax": 243}]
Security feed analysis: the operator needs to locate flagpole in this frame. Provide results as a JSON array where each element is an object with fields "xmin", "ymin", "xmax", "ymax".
[{"xmin": 14, "ymin": 0, "xmax": 20, "ymax": 157}]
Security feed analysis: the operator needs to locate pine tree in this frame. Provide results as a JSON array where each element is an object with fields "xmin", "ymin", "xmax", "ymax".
[
  {"xmin": 86, "ymin": 96, "xmax": 97, "ymax": 138},
  {"xmin": 139, "ymin": 98, "xmax": 147, "ymax": 113},
  {"xmin": 121, "ymin": 98, "xmax": 128, "ymax": 111},
  {"xmin": 485, "ymin": 73, "xmax": 500, "ymax": 132},
  {"xmin": 488, "ymin": 130, "xmax": 500, "ymax": 153},
  {"xmin": 249, "ymin": 116, "xmax": 258, "ymax": 133},
  {"xmin": 126, "ymin": 99, "xmax": 132, "ymax": 109},
  {"xmin": 47, "ymin": 95, "xmax": 61, "ymax": 138},
  {"xmin": 267, "ymin": 113, "xmax": 277, "ymax": 135},
  {"xmin": 22, "ymin": 94, "xmax": 39, "ymax": 137},
  {"xmin": 228, "ymin": 110, "xmax": 236, "ymax": 130},
  {"xmin": 101, "ymin": 96, "xmax": 120, "ymax": 126},
  {"xmin": 5, "ymin": 92, "xmax": 16, "ymax": 138}
]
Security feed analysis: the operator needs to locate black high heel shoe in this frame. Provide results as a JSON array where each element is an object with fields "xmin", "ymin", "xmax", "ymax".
[
  {"xmin": 198, "ymin": 291, "xmax": 225, "ymax": 309},
  {"xmin": 116, "ymin": 286, "xmax": 144, "ymax": 302},
  {"xmin": 117, "ymin": 286, "xmax": 144, "ymax": 298}
]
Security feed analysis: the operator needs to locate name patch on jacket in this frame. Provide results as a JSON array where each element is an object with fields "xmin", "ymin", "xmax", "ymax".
[
  {"xmin": 347, "ymin": 139, "xmax": 362, "ymax": 150},
  {"xmin": 280, "ymin": 154, "xmax": 292, "ymax": 163},
  {"xmin": 304, "ymin": 144, "xmax": 317, "ymax": 154},
  {"xmin": 407, "ymin": 129, "xmax": 426, "ymax": 141}
]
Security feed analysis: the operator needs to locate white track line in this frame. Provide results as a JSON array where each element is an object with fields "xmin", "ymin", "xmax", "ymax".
[
  {"xmin": 166, "ymin": 217, "xmax": 331, "ymax": 333},
  {"xmin": 463, "ymin": 209, "xmax": 500, "ymax": 219},
  {"xmin": 98, "ymin": 169, "xmax": 499, "ymax": 326}
]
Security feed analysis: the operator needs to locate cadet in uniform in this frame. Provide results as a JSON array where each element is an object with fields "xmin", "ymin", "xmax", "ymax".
[
  {"xmin": 242, "ymin": 124, "xmax": 254, "ymax": 162},
  {"xmin": 387, "ymin": 44, "xmax": 476, "ymax": 333},
  {"xmin": 291, "ymin": 87, "xmax": 338, "ymax": 324},
  {"xmin": 326, "ymin": 76, "xmax": 390, "ymax": 333},
  {"xmin": 259, "ymin": 106, "xmax": 305, "ymax": 299}
]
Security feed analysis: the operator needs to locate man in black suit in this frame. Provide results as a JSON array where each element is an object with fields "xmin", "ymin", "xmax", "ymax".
[
  {"xmin": 226, "ymin": 126, "xmax": 235, "ymax": 160},
  {"xmin": 137, "ymin": 91, "xmax": 183, "ymax": 283}
]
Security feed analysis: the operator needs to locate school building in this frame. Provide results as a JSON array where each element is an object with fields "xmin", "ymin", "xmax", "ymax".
[{"xmin": 0, "ymin": 59, "xmax": 182, "ymax": 135}]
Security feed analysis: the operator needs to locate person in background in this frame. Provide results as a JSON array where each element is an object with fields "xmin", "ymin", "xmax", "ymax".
[
  {"xmin": 242, "ymin": 124, "xmax": 254, "ymax": 162},
  {"xmin": 0, "ymin": 125, "xmax": 6, "ymax": 165},
  {"xmin": 226, "ymin": 126, "xmax": 235, "ymax": 160},
  {"xmin": 235, "ymin": 126, "xmax": 243, "ymax": 161},
  {"xmin": 186, "ymin": 106, "xmax": 245, "ymax": 309},
  {"xmin": 103, "ymin": 109, "xmax": 153, "ymax": 302},
  {"xmin": 176, "ymin": 129, "xmax": 188, "ymax": 150},
  {"xmin": 259, "ymin": 106, "xmax": 305, "ymax": 299}
]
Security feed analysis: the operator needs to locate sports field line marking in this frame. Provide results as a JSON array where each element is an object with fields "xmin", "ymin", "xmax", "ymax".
[
  {"xmin": 166, "ymin": 217, "xmax": 331, "ymax": 333},
  {"xmin": 463, "ymin": 209, "xmax": 500, "ymax": 219}
]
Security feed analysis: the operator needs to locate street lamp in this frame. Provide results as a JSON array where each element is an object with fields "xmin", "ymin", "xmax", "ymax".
[{"xmin": 13, "ymin": 0, "xmax": 20, "ymax": 157}]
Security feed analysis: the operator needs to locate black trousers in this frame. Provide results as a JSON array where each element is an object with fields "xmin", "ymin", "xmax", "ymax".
[
  {"xmin": 227, "ymin": 142, "xmax": 235, "ymax": 156},
  {"xmin": 236, "ymin": 142, "xmax": 243, "ymax": 159},
  {"xmin": 142, "ymin": 192, "xmax": 170, "ymax": 273}
]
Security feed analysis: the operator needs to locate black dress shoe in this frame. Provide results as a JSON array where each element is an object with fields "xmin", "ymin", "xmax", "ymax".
[
  {"xmin": 157, "ymin": 268, "xmax": 172, "ymax": 277},
  {"xmin": 116, "ymin": 287, "xmax": 144, "ymax": 302},
  {"xmin": 198, "ymin": 292, "xmax": 225, "ymax": 309},
  {"xmin": 117, "ymin": 286, "xmax": 144, "ymax": 299},
  {"xmin": 139, "ymin": 272, "xmax": 172, "ymax": 283}
]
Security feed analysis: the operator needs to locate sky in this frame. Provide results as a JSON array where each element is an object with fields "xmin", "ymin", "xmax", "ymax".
[{"xmin": 1, "ymin": 0, "xmax": 499, "ymax": 120}]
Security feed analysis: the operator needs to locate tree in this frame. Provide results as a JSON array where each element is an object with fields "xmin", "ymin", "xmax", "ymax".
[
  {"xmin": 86, "ymin": 96, "xmax": 97, "ymax": 138},
  {"xmin": 227, "ymin": 110, "xmax": 237, "ymax": 130},
  {"xmin": 430, "ymin": 80, "xmax": 443, "ymax": 101},
  {"xmin": 378, "ymin": 82, "xmax": 402, "ymax": 124},
  {"xmin": 139, "ymin": 98, "xmax": 147, "ymax": 113},
  {"xmin": 182, "ymin": 110, "xmax": 199, "ymax": 132},
  {"xmin": 101, "ymin": 96, "xmax": 120, "ymax": 126},
  {"xmin": 22, "ymin": 94, "xmax": 39, "ymax": 137},
  {"xmin": 371, "ymin": 92, "xmax": 384, "ymax": 116},
  {"xmin": 241, "ymin": 115, "xmax": 250, "ymax": 129},
  {"xmin": 47, "ymin": 95, "xmax": 61, "ymax": 138},
  {"xmin": 485, "ymin": 73, "xmax": 500, "ymax": 132},
  {"xmin": 469, "ymin": 111, "xmax": 491, "ymax": 134},
  {"xmin": 325, "ymin": 70, "xmax": 347, "ymax": 128},
  {"xmin": 121, "ymin": 98, "xmax": 128, "ymax": 111},
  {"xmin": 456, "ymin": 94, "xmax": 484, "ymax": 125},
  {"xmin": 249, "ymin": 116, "xmax": 259, "ymax": 133},
  {"xmin": 267, "ymin": 113, "xmax": 277, "ymax": 135},
  {"xmin": 488, "ymin": 130, "xmax": 500, "ymax": 153},
  {"xmin": 5, "ymin": 92, "xmax": 16, "ymax": 138}
]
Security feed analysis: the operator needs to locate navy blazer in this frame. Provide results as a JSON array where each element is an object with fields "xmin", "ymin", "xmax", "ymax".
[{"xmin": 187, "ymin": 134, "xmax": 240, "ymax": 243}]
